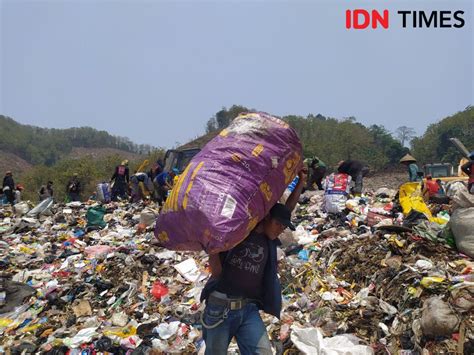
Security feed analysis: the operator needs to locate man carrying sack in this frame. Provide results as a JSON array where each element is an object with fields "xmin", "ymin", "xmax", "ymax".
[{"xmin": 200, "ymin": 168, "xmax": 307, "ymax": 354}]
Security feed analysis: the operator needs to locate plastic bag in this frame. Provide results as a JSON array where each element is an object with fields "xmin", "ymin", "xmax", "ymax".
[
  {"xmin": 155, "ymin": 112, "xmax": 302, "ymax": 253},
  {"xmin": 86, "ymin": 205, "xmax": 107, "ymax": 229},
  {"xmin": 420, "ymin": 297, "xmax": 459, "ymax": 336},
  {"xmin": 290, "ymin": 325, "xmax": 373, "ymax": 355},
  {"xmin": 151, "ymin": 281, "xmax": 169, "ymax": 300},
  {"xmin": 14, "ymin": 202, "xmax": 29, "ymax": 216},
  {"xmin": 26, "ymin": 197, "xmax": 53, "ymax": 217},
  {"xmin": 399, "ymin": 183, "xmax": 446, "ymax": 225}
]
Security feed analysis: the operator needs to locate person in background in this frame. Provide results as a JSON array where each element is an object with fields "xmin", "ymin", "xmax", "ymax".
[
  {"xmin": 14, "ymin": 184, "xmax": 24, "ymax": 204},
  {"xmin": 461, "ymin": 151, "xmax": 474, "ymax": 194},
  {"xmin": 39, "ymin": 181, "xmax": 54, "ymax": 201},
  {"xmin": 400, "ymin": 154, "xmax": 421, "ymax": 182},
  {"xmin": 337, "ymin": 160, "xmax": 370, "ymax": 196},
  {"xmin": 153, "ymin": 169, "xmax": 178, "ymax": 205},
  {"xmin": 130, "ymin": 171, "xmax": 154, "ymax": 203},
  {"xmin": 307, "ymin": 157, "xmax": 327, "ymax": 191},
  {"xmin": 66, "ymin": 173, "xmax": 82, "ymax": 202},
  {"xmin": 2, "ymin": 171, "xmax": 15, "ymax": 205},
  {"xmin": 436, "ymin": 179, "xmax": 446, "ymax": 195},
  {"xmin": 149, "ymin": 159, "xmax": 164, "ymax": 180},
  {"xmin": 111, "ymin": 160, "xmax": 130, "ymax": 201},
  {"xmin": 424, "ymin": 175, "xmax": 439, "ymax": 198}
]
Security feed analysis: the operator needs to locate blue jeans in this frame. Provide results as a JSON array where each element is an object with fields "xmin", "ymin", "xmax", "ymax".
[{"xmin": 202, "ymin": 302, "xmax": 272, "ymax": 355}]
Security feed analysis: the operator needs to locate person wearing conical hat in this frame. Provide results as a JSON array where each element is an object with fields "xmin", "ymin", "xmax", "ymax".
[
  {"xmin": 111, "ymin": 160, "xmax": 130, "ymax": 201},
  {"xmin": 400, "ymin": 154, "xmax": 421, "ymax": 182}
]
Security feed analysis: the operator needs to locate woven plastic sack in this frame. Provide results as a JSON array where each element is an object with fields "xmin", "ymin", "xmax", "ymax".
[
  {"xmin": 155, "ymin": 112, "xmax": 302, "ymax": 253},
  {"xmin": 450, "ymin": 207, "xmax": 474, "ymax": 258},
  {"xmin": 96, "ymin": 183, "xmax": 111, "ymax": 203},
  {"xmin": 323, "ymin": 173, "xmax": 351, "ymax": 213}
]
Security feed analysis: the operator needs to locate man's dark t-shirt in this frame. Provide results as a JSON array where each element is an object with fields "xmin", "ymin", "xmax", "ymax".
[{"xmin": 216, "ymin": 231, "xmax": 269, "ymax": 300}]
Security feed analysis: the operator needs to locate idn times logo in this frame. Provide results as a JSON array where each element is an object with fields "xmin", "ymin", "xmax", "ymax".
[{"xmin": 346, "ymin": 9, "xmax": 466, "ymax": 29}]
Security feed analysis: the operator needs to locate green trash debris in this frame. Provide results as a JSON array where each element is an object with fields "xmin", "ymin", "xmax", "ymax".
[{"xmin": 86, "ymin": 205, "xmax": 107, "ymax": 229}]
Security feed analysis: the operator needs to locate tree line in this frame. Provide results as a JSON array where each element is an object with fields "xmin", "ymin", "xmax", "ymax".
[
  {"xmin": 205, "ymin": 105, "xmax": 473, "ymax": 169},
  {"xmin": 206, "ymin": 105, "xmax": 408, "ymax": 170}
]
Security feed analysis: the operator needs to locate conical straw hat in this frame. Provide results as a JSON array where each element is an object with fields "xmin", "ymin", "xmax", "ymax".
[{"xmin": 399, "ymin": 154, "xmax": 416, "ymax": 163}]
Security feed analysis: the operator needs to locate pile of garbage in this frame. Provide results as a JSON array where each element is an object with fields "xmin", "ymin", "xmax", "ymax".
[{"xmin": 0, "ymin": 181, "xmax": 473, "ymax": 354}]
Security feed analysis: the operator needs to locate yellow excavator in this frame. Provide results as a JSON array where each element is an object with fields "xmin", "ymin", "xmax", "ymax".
[{"xmin": 422, "ymin": 138, "xmax": 470, "ymax": 183}]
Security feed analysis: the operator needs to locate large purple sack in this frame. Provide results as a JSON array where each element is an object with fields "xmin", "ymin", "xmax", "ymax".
[{"xmin": 155, "ymin": 112, "xmax": 303, "ymax": 254}]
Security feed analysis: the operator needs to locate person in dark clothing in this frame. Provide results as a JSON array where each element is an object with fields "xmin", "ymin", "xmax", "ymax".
[
  {"xmin": 461, "ymin": 151, "xmax": 474, "ymax": 194},
  {"xmin": 307, "ymin": 157, "xmax": 327, "ymax": 190},
  {"xmin": 66, "ymin": 174, "xmax": 82, "ymax": 202},
  {"xmin": 153, "ymin": 169, "xmax": 177, "ymax": 205},
  {"xmin": 2, "ymin": 171, "xmax": 15, "ymax": 205},
  {"xmin": 111, "ymin": 160, "xmax": 130, "ymax": 201},
  {"xmin": 200, "ymin": 168, "xmax": 307, "ymax": 355},
  {"xmin": 148, "ymin": 159, "xmax": 164, "ymax": 180},
  {"xmin": 148, "ymin": 160, "xmax": 164, "ymax": 201},
  {"xmin": 337, "ymin": 160, "xmax": 369, "ymax": 196},
  {"xmin": 39, "ymin": 181, "xmax": 54, "ymax": 201}
]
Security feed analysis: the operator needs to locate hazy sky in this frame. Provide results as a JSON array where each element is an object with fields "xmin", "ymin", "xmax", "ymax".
[{"xmin": 1, "ymin": 0, "xmax": 472, "ymax": 148}]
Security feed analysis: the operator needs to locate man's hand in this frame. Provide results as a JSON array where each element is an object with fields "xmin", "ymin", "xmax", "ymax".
[{"xmin": 298, "ymin": 167, "xmax": 308, "ymax": 185}]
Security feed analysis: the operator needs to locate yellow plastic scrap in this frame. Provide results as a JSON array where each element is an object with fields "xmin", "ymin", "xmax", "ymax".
[
  {"xmin": 388, "ymin": 235, "xmax": 405, "ymax": 248},
  {"xmin": 20, "ymin": 323, "xmax": 41, "ymax": 333},
  {"xmin": 420, "ymin": 276, "xmax": 445, "ymax": 288},
  {"xmin": 408, "ymin": 286, "xmax": 423, "ymax": 298},
  {"xmin": 0, "ymin": 318, "xmax": 13, "ymax": 327},
  {"xmin": 399, "ymin": 182, "xmax": 447, "ymax": 225},
  {"xmin": 327, "ymin": 262, "xmax": 338, "ymax": 273},
  {"xmin": 103, "ymin": 325, "xmax": 137, "ymax": 338},
  {"xmin": 19, "ymin": 245, "xmax": 35, "ymax": 254}
]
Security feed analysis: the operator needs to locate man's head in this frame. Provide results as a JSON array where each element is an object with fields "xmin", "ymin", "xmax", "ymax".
[
  {"xmin": 16, "ymin": 184, "xmax": 24, "ymax": 191},
  {"xmin": 400, "ymin": 154, "xmax": 416, "ymax": 165},
  {"xmin": 262, "ymin": 203, "xmax": 295, "ymax": 240},
  {"xmin": 170, "ymin": 168, "xmax": 179, "ymax": 177},
  {"xmin": 73, "ymin": 173, "xmax": 78, "ymax": 178},
  {"xmin": 5, "ymin": 171, "xmax": 12, "ymax": 176},
  {"xmin": 426, "ymin": 175, "xmax": 432, "ymax": 180},
  {"xmin": 47, "ymin": 181, "xmax": 54, "ymax": 186},
  {"xmin": 121, "ymin": 160, "xmax": 129, "ymax": 166}
]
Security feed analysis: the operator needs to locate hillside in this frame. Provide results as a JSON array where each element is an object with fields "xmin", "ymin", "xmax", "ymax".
[
  {"xmin": 0, "ymin": 115, "xmax": 155, "ymax": 168},
  {"xmin": 0, "ymin": 151, "xmax": 33, "ymax": 177}
]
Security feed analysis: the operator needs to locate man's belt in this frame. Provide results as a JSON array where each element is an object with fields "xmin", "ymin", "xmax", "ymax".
[{"xmin": 207, "ymin": 292, "xmax": 252, "ymax": 311}]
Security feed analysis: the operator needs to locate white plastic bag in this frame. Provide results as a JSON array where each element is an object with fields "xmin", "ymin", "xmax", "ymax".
[{"xmin": 291, "ymin": 326, "xmax": 373, "ymax": 355}]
